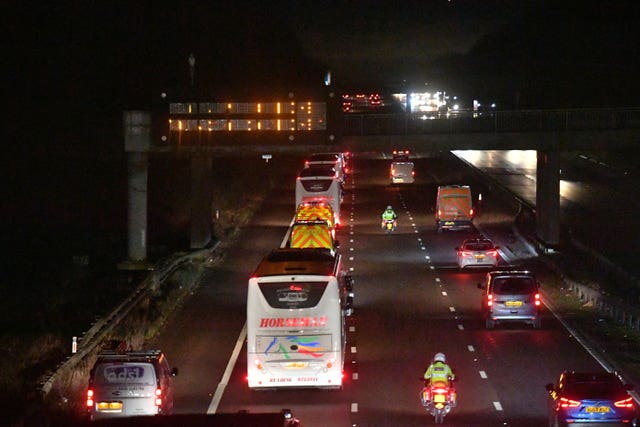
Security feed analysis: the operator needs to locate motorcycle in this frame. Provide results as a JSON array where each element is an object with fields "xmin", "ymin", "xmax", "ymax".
[
  {"xmin": 382, "ymin": 219, "xmax": 397, "ymax": 233},
  {"xmin": 420, "ymin": 379, "xmax": 457, "ymax": 424}
]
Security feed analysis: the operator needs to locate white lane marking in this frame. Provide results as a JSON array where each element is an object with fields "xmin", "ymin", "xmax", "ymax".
[
  {"xmin": 441, "ymin": 291, "xmax": 448, "ymax": 296},
  {"xmin": 351, "ymin": 403, "xmax": 358, "ymax": 413},
  {"xmin": 449, "ymin": 307, "xmax": 456, "ymax": 312},
  {"xmin": 458, "ymin": 324, "xmax": 465, "ymax": 330},
  {"xmin": 467, "ymin": 345, "xmax": 475, "ymax": 352},
  {"xmin": 349, "ymin": 267, "xmax": 355, "ymax": 271},
  {"xmin": 479, "ymin": 371, "xmax": 488, "ymax": 379},
  {"xmin": 352, "ymin": 372, "xmax": 359, "ymax": 380},
  {"xmin": 493, "ymin": 401, "xmax": 503, "ymax": 411},
  {"xmin": 435, "ymin": 278, "xmax": 441, "ymax": 282},
  {"xmin": 421, "ymin": 246, "xmax": 426, "ymax": 250},
  {"xmin": 430, "ymin": 266, "xmax": 435, "ymax": 270},
  {"xmin": 351, "ymin": 346, "xmax": 357, "ymax": 353},
  {"xmin": 349, "ymin": 326, "xmax": 356, "ymax": 332},
  {"xmin": 350, "ymin": 239, "xmax": 354, "ymax": 243},
  {"xmin": 418, "ymin": 237, "xmax": 422, "ymax": 242},
  {"xmin": 349, "ymin": 256, "xmax": 354, "ymax": 261},
  {"xmin": 207, "ymin": 323, "xmax": 247, "ymax": 414},
  {"xmin": 415, "ymin": 229, "xmax": 419, "ymax": 233},
  {"xmin": 425, "ymin": 255, "xmax": 430, "ymax": 260}
]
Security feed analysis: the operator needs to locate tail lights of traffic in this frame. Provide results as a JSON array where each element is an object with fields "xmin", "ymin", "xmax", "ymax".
[
  {"xmin": 559, "ymin": 397, "xmax": 581, "ymax": 408},
  {"xmin": 86, "ymin": 389, "xmax": 94, "ymax": 407},
  {"xmin": 487, "ymin": 294, "xmax": 493, "ymax": 307},
  {"xmin": 614, "ymin": 397, "xmax": 635, "ymax": 408},
  {"xmin": 155, "ymin": 388, "xmax": 162, "ymax": 407},
  {"xmin": 535, "ymin": 293, "xmax": 541, "ymax": 306}
]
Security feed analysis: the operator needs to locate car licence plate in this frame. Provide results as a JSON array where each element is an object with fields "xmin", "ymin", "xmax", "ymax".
[
  {"xmin": 505, "ymin": 301, "xmax": 523, "ymax": 307},
  {"xmin": 445, "ymin": 221, "xmax": 454, "ymax": 225},
  {"xmin": 585, "ymin": 406, "xmax": 610, "ymax": 413},
  {"xmin": 474, "ymin": 254, "xmax": 485, "ymax": 259}
]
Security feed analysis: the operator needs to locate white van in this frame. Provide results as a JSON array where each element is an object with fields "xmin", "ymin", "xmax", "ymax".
[
  {"xmin": 390, "ymin": 161, "xmax": 415, "ymax": 184},
  {"xmin": 86, "ymin": 350, "xmax": 178, "ymax": 421}
]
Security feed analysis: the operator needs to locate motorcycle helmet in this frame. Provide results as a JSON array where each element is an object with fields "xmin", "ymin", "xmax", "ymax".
[
  {"xmin": 434, "ymin": 352, "xmax": 446, "ymax": 363},
  {"xmin": 387, "ymin": 205, "xmax": 392, "ymax": 210}
]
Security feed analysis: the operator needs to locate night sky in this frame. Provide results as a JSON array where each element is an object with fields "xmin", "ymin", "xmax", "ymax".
[{"xmin": 6, "ymin": 0, "xmax": 640, "ymax": 145}]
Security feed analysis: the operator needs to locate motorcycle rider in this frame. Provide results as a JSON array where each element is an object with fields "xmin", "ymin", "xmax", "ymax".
[
  {"xmin": 422, "ymin": 352, "xmax": 457, "ymax": 406},
  {"xmin": 381, "ymin": 205, "xmax": 397, "ymax": 229}
]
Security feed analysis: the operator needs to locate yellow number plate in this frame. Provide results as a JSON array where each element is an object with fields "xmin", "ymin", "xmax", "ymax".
[
  {"xmin": 434, "ymin": 394, "xmax": 446, "ymax": 403},
  {"xmin": 97, "ymin": 401, "xmax": 123, "ymax": 411},
  {"xmin": 505, "ymin": 301, "xmax": 523, "ymax": 307},
  {"xmin": 585, "ymin": 406, "xmax": 610, "ymax": 413},
  {"xmin": 285, "ymin": 362, "xmax": 308, "ymax": 369}
]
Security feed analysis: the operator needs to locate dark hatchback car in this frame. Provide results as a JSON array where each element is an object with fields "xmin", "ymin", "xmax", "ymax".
[{"xmin": 545, "ymin": 371, "xmax": 638, "ymax": 427}]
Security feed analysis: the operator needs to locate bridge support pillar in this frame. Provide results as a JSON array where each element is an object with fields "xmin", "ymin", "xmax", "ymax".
[
  {"xmin": 536, "ymin": 149, "xmax": 560, "ymax": 248},
  {"xmin": 190, "ymin": 154, "xmax": 213, "ymax": 249},
  {"xmin": 120, "ymin": 111, "xmax": 151, "ymax": 269}
]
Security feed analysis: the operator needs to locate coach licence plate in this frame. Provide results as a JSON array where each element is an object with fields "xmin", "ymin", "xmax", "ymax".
[
  {"xmin": 434, "ymin": 395, "xmax": 446, "ymax": 403},
  {"xmin": 285, "ymin": 362, "xmax": 308, "ymax": 369},
  {"xmin": 505, "ymin": 301, "xmax": 523, "ymax": 307}
]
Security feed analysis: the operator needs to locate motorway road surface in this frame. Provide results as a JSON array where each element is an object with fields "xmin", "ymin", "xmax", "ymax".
[{"xmin": 151, "ymin": 152, "xmax": 614, "ymax": 427}]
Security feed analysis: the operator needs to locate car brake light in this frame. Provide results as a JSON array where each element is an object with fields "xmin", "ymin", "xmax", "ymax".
[
  {"xmin": 614, "ymin": 397, "xmax": 634, "ymax": 408},
  {"xmin": 487, "ymin": 294, "xmax": 493, "ymax": 307},
  {"xmin": 469, "ymin": 208, "xmax": 474, "ymax": 216},
  {"xmin": 535, "ymin": 293, "xmax": 541, "ymax": 306},
  {"xmin": 86, "ymin": 389, "xmax": 94, "ymax": 407},
  {"xmin": 487, "ymin": 250, "xmax": 498, "ymax": 257},
  {"xmin": 155, "ymin": 388, "xmax": 162, "ymax": 406},
  {"xmin": 433, "ymin": 387, "xmax": 448, "ymax": 394},
  {"xmin": 559, "ymin": 397, "xmax": 581, "ymax": 408},
  {"xmin": 460, "ymin": 251, "xmax": 473, "ymax": 257}
]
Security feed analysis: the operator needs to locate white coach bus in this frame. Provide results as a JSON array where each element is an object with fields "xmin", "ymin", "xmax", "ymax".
[
  {"xmin": 246, "ymin": 248, "xmax": 354, "ymax": 389},
  {"xmin": 295, "ymin": 166, "xmax": 343, "ymax": 226}
]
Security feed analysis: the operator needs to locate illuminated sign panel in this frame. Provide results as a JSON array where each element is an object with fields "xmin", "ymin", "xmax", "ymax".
[{"xmin": 169, "ymin": 101, "xmax": 326, "ymax": 132}]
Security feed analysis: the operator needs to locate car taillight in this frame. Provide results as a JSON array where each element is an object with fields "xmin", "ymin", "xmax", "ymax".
[
  {"xmin": 469, "ymin": 208, "xmax": 474, "ymax": 216},
  {"xmin": 86, "ymin": 389, "xmax": 94, "ymax": 407},
  {"xmin": 460, "ymin": 251, "xmax": 473, "ymax": 257},
  {"xmin": 535, "ymin": 293, "xmax": 541, "ymax": 306},
  {"xmin": 487, "ymin": 294, "xmax": 493, "ymax": 307},
  {"xmin": 391, "ymin": 169, "xmax": 395, "ymax": 175},
  {"xmin": 487, "ymin": 250, "xmax": 498, "ymax": 257},
  {"xmin": 155, "ymin": 388, "xmax": 162, "ymax": 406},
  {"xmin": 559, "ymin": 397, "xmax": 581, "ymax": 408},
  {"xmin": 412, "ymin": 171, "xmax": 415, "ymax": 176},
  {"xmin": 433, "ymin": 386, "xmax": 448, "ymax": 394},
  {"xmin": 614, "ymin": 397, "xmax": 634, "ymax": 408}
]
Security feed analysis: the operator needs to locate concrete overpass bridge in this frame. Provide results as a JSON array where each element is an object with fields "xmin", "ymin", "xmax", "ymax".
[{"xmin": 121, "ymin": 108, "xmax": 640, "ymax": 267}]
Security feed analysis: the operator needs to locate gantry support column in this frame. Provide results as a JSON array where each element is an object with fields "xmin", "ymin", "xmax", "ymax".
[
  {"xmin": 190, "ymin": 154, "xmax": 213, "ymax": 249},
  {"xmin": 536, "ymin": 149, "xmax": 561, "ymax": 248},
  {"xmin": 122, "ymin": 111, "xmax": 150, "ymax": 268}
]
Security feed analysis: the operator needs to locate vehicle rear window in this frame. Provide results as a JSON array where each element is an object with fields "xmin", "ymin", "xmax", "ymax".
[
  {"xmin": 301, "ymin": 179, "xmax": 333, "ymax": 192},
  {"xmin": 564, "ymin": 381, "xmax": 624, "ymax": 397},
  {"xmin": 94, "ymin": 362, "xmax": 156, "ymax": 386},
  {"xmin": 464, "ymin": 242, "xmax": 493, "ymax": 251},
  {"xmin": 491, "ymin": 277, "xmax": 536, "ymax": 294},
  {"xmin": 259, "ymin": 281, "xmax": 328, "ymax": 309}
]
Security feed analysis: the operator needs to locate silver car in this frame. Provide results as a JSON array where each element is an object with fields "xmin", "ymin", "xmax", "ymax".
[
  {"xmin": 456, "ymin": 238, "xmax": 499, "ymax": 269},
  {"xmin": 477, "ymin": 270, "xmax": 542, "ymax": 329},
  {"xmin": 87, "ymin": 350, "xmax": 178, "ymax": 421}
]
